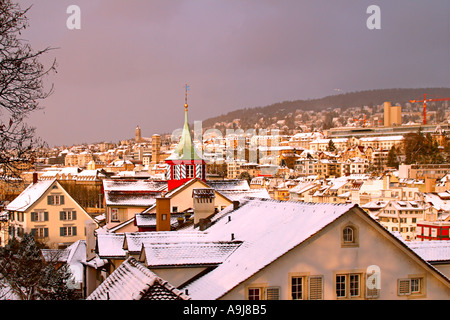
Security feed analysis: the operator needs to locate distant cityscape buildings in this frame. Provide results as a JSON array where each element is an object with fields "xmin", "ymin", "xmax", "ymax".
[{"xmin": 1, "ymin": 97, "xmax": 450, "ymax": 300}]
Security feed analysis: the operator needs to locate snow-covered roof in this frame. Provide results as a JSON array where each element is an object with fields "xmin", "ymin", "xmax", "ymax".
[
  {"xmin": 140, "ymin": 241, "xmax": 241, "ymax": 267},
  {"xmin": 103, "ymin": 179, "xmax": 167, "ymax": 207},
  {"xmin": 407, "ymin": 241, "xmax": 450, "ymax": 263},
  {"xmin": 124, "ymin": 231, "xmax": 207, "ymax": 252},
  {"xmin": 207, "ymin": 179, "xmax": 250, "ymax": 191},
  {"xmin": 103, "ymin": 179, "xmax": 167, "ymax": 192},
  {"xmin": 96, "ymin": 233, "xmax": 127, "ymax": 258},
  {"xmin": 87, "ymin": 257, "xmax": 189, "ymax": 300},
  {"xmin": 183, "ymin": 198, "xmax": 358, "ymax": 299},
  {"xmin": 218, "ymin": 188, "xmax": 270, "ymax": 202},
  {"xmin": 6, "ymin": 179, "xmax": 56, "ymax": 212}
]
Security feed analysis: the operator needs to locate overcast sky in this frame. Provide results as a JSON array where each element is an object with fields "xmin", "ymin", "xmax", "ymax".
[{"xmin": 16, "ymin": 0, "xmax": 450, "ymax": 147}]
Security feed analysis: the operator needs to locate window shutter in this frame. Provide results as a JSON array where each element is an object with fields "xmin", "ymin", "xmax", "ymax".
[
  {"xmin": 60, "ymin": 211, "xmax": 65, "ymax": 220},
  {"xmin": 47, "ymin": 195, "xmax": 53, "ymax": 205},
  {"xmin": 72, "ymin": 211, "xmax": 77, "ymax": 220},
  {"xmin": 30, "ymin": 228, "xmax": 36, "ymax": 237},
  {"xmin": 309, "ymin": 276, "xmax": 324, "ymax": 300},
  {"xmin": 196, "ymin": 164, "xmax": 202, "ymax": 179},
  {"xmin": 398, "ymin": 279, "xmax": 411, "ymax": 296},
  {"xmin": 60, "ymin": 195, "xmax": 65, "ymax": 205},
  {"xmin": 166, "ymin": 165, "xmax": 171, "ymax": 180},
  {"xmin": 365, "ymin": 273, "xmax": 380, "ymax": 299},
  {"xmin": 174, "ymin": 165, "xmax": 180, "ymax": 179},
  {"xmin": 44, "ymin": 228, "xmax": 48, "ymax": 237},
  {"xmin": 72, "ymin": 227, "xmax": 77, "ymax": 236},
  {"xmin": 60, "ymin": 227, "xmax": 64, "ymax": 237},
  {"xmin": 44, "ymin": 212, "xmax": 49, "ymax": 221},
  {"xmin": 181, "ymin": 164, "xmax": 186, "ymax": 179},
  {"xmin": 30, "ymin": 212, "xmax": 35, "ymax": 222},
  {"xmin": 265, "ymin": 287, "xmax": 280, "ymax": 300}
]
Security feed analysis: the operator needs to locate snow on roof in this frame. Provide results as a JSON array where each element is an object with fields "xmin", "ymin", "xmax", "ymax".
[
  {"xmin": 140, "ymin": 241, "xmax": 241, "ymax": 267},
  {"xmin": 407, "ymin": 241, "xmax": 450, "ymax": 263},
  {"xmin": 359, "ymin": 135, "xmax": 404, "ymax": 142},
  {"xmin": 104, "ymin": 192, "xmax": 159, "ymax": 207},
  {"xmin": 289, "ymin": 182, "xmax": 318, "ymax": 195},
  {"xmin": 218, "ymin": 188, "xmax": 270, "ymax": 202},
  {"xmin": 103, "ymin": 179, "xmax": 167, "ymax": 192},
  {"xmin": 122, "ymin": 231, "xmax": 208, "ymax": 254},
  {"xmin": 97, "ymin": 233, "xmax": 127, "ymax": 258},
  {"xmin": 207, "ymin": 179, "xmax": 250, "ymax": 191},
  {"xmin": 183, "ymin": 198, "xmax": 357, "ymax": 299},
  {"xmin": 6, "ymin": 179, "xmax": 56, "ymax": 212},
  {"xmin": 87, "ymin": 257, "xmax": 189, "ymax": 300}
]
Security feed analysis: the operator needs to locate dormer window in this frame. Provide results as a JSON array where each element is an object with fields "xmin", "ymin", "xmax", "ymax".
[{"xmin": 341, "ymin": 224, "xmax": 359, "ymax": 247}]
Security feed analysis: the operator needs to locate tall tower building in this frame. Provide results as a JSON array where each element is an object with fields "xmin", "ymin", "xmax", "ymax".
[
  {"xmin": 135, "ymin": 125, "xmax": 142, "ymax": 143},
  {"xmin": 151, "ymin": 134, "xmax": 161, "ymax": 164},
  {"xmin": 384, "ymin": 102, "xmax": 402, "ymax": 126},
  {"xmin": 165, "ymin": 86, "xmax": 206, "ymax": 191}
]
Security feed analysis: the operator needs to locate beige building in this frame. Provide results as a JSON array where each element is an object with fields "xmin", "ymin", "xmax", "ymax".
[
  {"xmin": 6, "ymin": 179, "xmax": 98, "ymax": 249},
  {"xmin": 384, "ymin": 102, "xmax": 402, "ymax": 127},
  {"xmin": 94, "ymin": 199, "xmax": 450, "ymax": 300}
]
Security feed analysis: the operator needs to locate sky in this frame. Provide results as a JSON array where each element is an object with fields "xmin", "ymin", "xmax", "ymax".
[{"xmin": 15, "ymin": 0, "xmax": 450, "ymax": 147}]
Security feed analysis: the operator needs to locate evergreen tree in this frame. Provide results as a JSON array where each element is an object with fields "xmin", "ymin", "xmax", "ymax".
[
  {"xmin": 327, "ymin": 139, "xmax": 336, "ymax": 152},
  {"xmin": 386, "ymin": 146, "xmax": 400, "ymax": 168},
  {"xmin": 0, "ymin": 233, "xmax": 80, "ymax": 300}
]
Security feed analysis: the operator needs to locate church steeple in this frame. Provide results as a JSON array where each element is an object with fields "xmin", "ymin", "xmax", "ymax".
[{"xmin": 165, "ymin": 85, "xmax": 206, "ymax": 191}]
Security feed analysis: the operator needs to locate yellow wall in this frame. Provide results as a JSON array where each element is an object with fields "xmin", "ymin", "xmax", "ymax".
[{"xmin": 12, "ymin": 181, "xmax": 97, "ymax": 249}]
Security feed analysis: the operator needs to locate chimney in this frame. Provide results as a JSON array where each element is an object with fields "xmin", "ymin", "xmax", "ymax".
[
  {"xmin": 233, "ymin": 201, "xmax": 240, "ymax": 210},
  {"xmin": 383, "ymin": 174, "xmax": 390, "ymax": 190},
  {"xmin": 193, "ymin": 188, "xmax": 215, "ymax": 226},
  {"xmin": 33, "ymin": 172, "xmax": 38, "ymax": 184},
  {"xmin": 85, "ymin": 220, "xmax": 97, "ymax": 261},
  {"xmin": 156, "ymin": 197, "xmax": 171, "ymax": 231}
]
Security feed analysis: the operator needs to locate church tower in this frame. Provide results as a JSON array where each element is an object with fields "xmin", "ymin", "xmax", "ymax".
[
  {"xmin": 135, "ymin": 125, "xmax": 142, "ymax": 143},
  {"xmin": 165, "ymin": 85, "xmax": 206, "ymax": 191}
]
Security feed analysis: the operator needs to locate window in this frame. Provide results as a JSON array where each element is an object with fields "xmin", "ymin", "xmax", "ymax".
[
  {"xmin": 60, "ymin": 226, "xmax": 77, "ymax": 237},
  {"xmin": 111, "ymin": 208, "xmax": 119, "ymax": 222},
  {"xmin": 398, "ymin": 277, "xmax": 424, "ymax": 297},
  {"xmin": 248, "ymin": 288, "xmax": 261, "ymax": 300},
  {"xmin": 336, "ymin": 273, "xmax": 362, "ymax": 299},
  {"xmin": 265, "ymin": 287, "xmax": 280, "ymax": 300},
  {"xmin": 336, "ymin": 275, "xmax": 346, "ymax": 298},
  {"xmin": 308, "ymin": 276, "xmax": 324, "ymax": 300},
  {"xmin": 60, "ymin": 211, "xmax": 77, "ymax": 221},
  {"xmin": 31, "ymin": 211, "xmax": 49, "ymax": 222},
  {"xmin": 186, "ymin": 165, "xmax": 194, "ymax": 178},
  {"xmin": 291, "ymin": 276, "xmax": 303, "ymax": 300},
  {"xmin": 31, "ymin": 227, "xmax": 48, "ymax": 239},
  {"xmin": 349, "ymin": 274, "xmax": 360, "ymax": 297},
  {"xmin": 343, "ymin": 227, "xmax": 354, "ymax": 243},
  {"xmin": 342, "ymin": 224, "xmax": 358, "ymax": 247},
  {"xmin": 47, "ymin": 195, "xmax": 64, "ymax": 205}
]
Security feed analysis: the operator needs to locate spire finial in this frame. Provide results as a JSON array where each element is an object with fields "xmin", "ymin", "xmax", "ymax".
[{"xmin": 184, "ymin": 83, "xmax": 190, "ymax": 111}]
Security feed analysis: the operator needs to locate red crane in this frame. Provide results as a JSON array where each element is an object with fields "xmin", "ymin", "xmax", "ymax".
[{"xmin": 409, "ymin": 94, "xmax": 450, "ymax": 125}]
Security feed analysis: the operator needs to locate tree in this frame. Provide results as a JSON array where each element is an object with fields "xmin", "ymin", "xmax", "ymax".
[
  {"xmin": 327, "ymin": 139, "xmax": 336, "ymax": 152},
  {"xmin": 386, "ymin": 145, "xmax": 400, "ymax": 168},
  {"xmin": 402, "ymin": 128, "xmax": 444, "ymax": 165},
  {"xmin": 0, "ymin": 233, "xmax": 80, "ymax": 300},
  {"xmin": 0, "ymin": 1, "xmax": 56, "ymax": 180}
]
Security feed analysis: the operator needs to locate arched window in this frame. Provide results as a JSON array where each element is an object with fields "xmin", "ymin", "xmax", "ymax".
[
  {"xmin": 343, "ymin": 227, "xmax": 354, "ymax": 243},
  {"xmin": 342, "ymin": 225, "xmax": 358, "ymax": 247}
]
